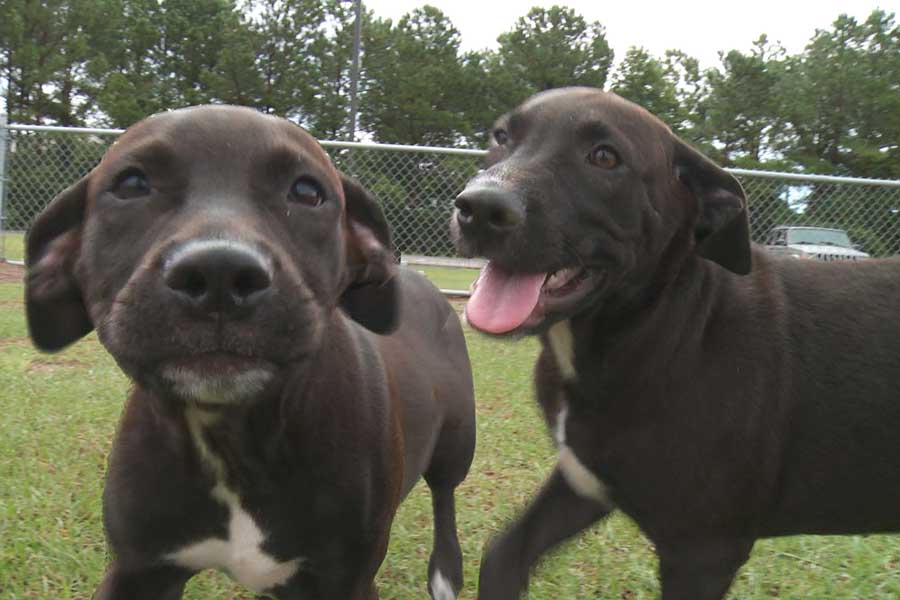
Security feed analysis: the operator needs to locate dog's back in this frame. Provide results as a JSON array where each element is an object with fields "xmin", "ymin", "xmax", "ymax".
[
  {"xmin": 753, "ymin": 252, "xmax": 900, "ymax": 534},
  {"xmin": 362, "ymin": 267, "xmax": 475, "ymax": 498}
]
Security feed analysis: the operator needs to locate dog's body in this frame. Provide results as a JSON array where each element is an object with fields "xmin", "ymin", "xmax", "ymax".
[
  {"xmin": 25, "ymin": 106, "xmax": 475, "ymax": 600},
  {"xmin": 452, "ymin": 87, "xmax": 900, "ymax": 599}
]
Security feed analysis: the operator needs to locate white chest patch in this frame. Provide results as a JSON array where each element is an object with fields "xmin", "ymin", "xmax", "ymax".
[
  {"xmin": 547, "ymin": 320, "xmax": 577, "ymax": 381},
  {"xmin": 166, "ymin": 410, "xmax": 302, "ymax": 591},
  {"xmin": 167, "ymin": 485, "xmax": 303, "ymax": 591},
  {"xmin": 555, "ymin": 405, "xmax": 613, "ymax": 508}
]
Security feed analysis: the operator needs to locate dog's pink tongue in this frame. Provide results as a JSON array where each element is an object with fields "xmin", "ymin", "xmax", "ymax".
[{"xmin": 466, "ymin": 263, "xmax": 546, "ymax": 334}]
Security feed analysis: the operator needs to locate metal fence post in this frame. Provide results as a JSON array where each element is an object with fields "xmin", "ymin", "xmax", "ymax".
[{"xmin": 0, "ymin": 114, "xmax": 8, "ymax": 262}]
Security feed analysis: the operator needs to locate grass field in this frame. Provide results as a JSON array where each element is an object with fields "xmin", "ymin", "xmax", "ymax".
[
  {"xmin": 1, "ymin": 232, "xmax": 25, "ymax": 262},
  {"xmin": 417, "ymin": 266, "xmax": 479, "ymax": 293},
  {"xmin": 0, "ymin": 268, "xmax": 897, "ymax": 599}
]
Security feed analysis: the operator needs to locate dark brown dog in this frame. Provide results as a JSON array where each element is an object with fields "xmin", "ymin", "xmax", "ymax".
[
  {"xmin": 452, "ymin": 87, "xmax": 900, "ymax": 599},
  {"xmin": 25, "ymin": 106, "xmax": 475, "ymax": 600}
]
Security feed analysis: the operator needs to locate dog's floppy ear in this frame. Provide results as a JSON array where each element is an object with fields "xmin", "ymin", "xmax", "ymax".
[
  {"xmin": 339, "ymin": 172, "xmax": 400, "ymax": 334},
  {"xmin": 25, "ymin": 174, "xmax": 94, "ymax": 351},
  {"xmin": 674, "ymin": 140, "xmax": 752, "ymax": 275}
]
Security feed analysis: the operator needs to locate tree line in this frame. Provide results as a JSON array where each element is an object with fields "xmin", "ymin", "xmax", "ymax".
[{"xmin": 2, "ymin": 2, "xmax": 898, "ymax": 178}]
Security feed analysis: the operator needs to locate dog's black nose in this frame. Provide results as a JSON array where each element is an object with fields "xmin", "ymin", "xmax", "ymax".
[
  {"xmin": 164, "ymin": 242, "xmax": 272, "ymax": 317},
  {"xmin": 455, "ymin": 186, "xmax": 525, "ymax": 233}
]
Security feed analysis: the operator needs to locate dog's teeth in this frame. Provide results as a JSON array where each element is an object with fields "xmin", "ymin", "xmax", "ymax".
[{"xmin": 544, "ymin": 268, "xmax": 580, "ymax": 291}]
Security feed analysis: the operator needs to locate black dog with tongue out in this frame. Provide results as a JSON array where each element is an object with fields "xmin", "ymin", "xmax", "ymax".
[{"xmin": 452, "ymin": 87, "xmax": 900, "ymax": 599}]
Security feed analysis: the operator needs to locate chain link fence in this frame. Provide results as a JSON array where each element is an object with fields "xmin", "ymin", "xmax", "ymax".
[{"xmin": 2, "ymin": 121, "xmax": 900, "ymax": 264}]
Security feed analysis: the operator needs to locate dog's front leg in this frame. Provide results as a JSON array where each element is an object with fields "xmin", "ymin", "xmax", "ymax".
[
  {"xmin": 478, "ymin": 469, "xmax": 611, "ymax": 599},
  {"xmin": 657, "ymin": 538, "xmax": 754, "ymax": 600},
  {"xmin": 93, "ymin": 562, "xmax": 190, "ymax": 600}
]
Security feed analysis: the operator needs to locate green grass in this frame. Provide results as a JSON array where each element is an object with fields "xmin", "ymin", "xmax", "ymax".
[
  {"xmin": 415, "ymin": 266, "xmax": 479, "ymax": 293},
  {"xmin": 2, "ymin": 231, "xmax": 25, "ymax": 262},
  {"xmin": 1, "ymin": 280, "xmax": 898, "ymax": 599}
]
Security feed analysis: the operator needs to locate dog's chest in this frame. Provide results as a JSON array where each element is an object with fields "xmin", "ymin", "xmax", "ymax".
[
  {"xmin": 165, "ymin": 410, "xmax": 303, "ymax": 592},
  {"xmin": 166, "ymin": 484, "xmax": 303, "ymax": 591},
  {"xmin": 555, "ymin": 404, "xmax": 613, "ymax": 507},
  {"xmin": 547, "ymin": 322, "xmax": 614, "ymax": 507}
]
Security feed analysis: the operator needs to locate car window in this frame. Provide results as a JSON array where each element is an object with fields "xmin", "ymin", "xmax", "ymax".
[{"xmin": 786, "ymin": 229, "xmax": 852, "ymax": 248}]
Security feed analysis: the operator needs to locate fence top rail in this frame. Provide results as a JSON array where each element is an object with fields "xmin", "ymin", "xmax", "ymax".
[
  {"xmin": 7, "ymin": 123, "xmax": 124, "ymax": 135},
  {"xmin": 4, "ymin": 123, "xmax": 487, "ymax": 157},
  {"xmin": 4, "ymin": 122, "xmax": 900, "ymax": 187},
  {"xmin": 726, "ymin": 167, "xmax": 900, "ymax": 188},
  {"xmin": 320, "ymin": 140, "xmax": 486, "ymax": 157}
]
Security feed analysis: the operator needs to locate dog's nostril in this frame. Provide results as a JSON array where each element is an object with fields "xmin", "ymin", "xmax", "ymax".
[
  {"xmin": 455, "ymin": 186, "xmax": 524, "ymax": 232},
  {"xmin": 489, "ymin": 207, "xmax": 518, "ymax": 229},
  {"xmin": 164, "ymin": 243, "xmax": 273, "ymax": 314},
  {"xmin": 166, "ymin": 267, "xmax": 207, "ymax": 299},
  {"xmin": 455, "ymin": 197, "xmax": 474, "ymax": 221},
  {"xmin": 233, "ymin": 267, "xmax": 271, "ymax": 299},
  {"xmin": 183, "ymin": 270, "xmax": 207, "ymax": 298}
]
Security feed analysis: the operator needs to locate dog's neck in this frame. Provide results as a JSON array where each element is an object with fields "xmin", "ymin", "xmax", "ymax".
[
  {"xmin": 547, "ymin": 253, "xmax": 733, "ymax": 396},
  {"xmin": 141, "ymin": 310, "xmax": 373, "ymax": 492}
]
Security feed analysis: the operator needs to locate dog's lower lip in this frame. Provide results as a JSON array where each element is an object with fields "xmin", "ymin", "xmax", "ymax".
[
  {"xmin": 532, "ymin": 267, "xmax": 602, "ymax": 321},
  {"xmin": 163, "ymin": 353, "xmax": 271, "ymax": 376},
  {"xmin": 541, "ymin": 267, "xmax": 589, "ymax": 297}
]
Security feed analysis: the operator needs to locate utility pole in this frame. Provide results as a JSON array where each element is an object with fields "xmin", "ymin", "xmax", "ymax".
[{"xmin": 348, "ymin": 0, "xmax": 362, "ymax": 142}]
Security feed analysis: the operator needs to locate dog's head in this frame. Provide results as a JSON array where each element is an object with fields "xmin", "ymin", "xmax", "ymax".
[
  {"xmin": 452, "ymin": 87, "xmax": 750, "ymax": 335},
  {"xmin": 25, "ymin": 106, "xmax": 398, "ymax": 406}
]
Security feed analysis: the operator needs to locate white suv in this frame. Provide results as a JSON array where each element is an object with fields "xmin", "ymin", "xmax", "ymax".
[{"xmin": 765, "ymin": 226, "xmax": 870, "ymax": 261}]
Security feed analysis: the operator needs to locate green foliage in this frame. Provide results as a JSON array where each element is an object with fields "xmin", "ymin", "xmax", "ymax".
[
  {"xmin": 1, "ymin": 2, "xmax": 897, "ymax": 210},
  {"xmin": 704, "ymin": 36, "xmax": 784, "ymax": 167},
  {"xmin": 775, "ymin": 10, "xmax": 900, "ymax": 179},
  {"xmin": 661, "ymin": 50, "xmax": 711, "ymax": 147},
  {"xmin": 92, "ymin": 0, "xmax": 258, "ymax": 127},
  {"xmin": 611, "ymin": 47, "xmax": 680, "ymax": 128},
  {"xmin": 360, "ymin": 5, "xmax": 471, "ymax": 146},
  {"xmin": 0, "ymin": 0, "xmax": 112, "ymax": 125},
  {"xmin": 495, "ymin": 6, "xmax": 613, "ymax": 94},
  {"xmin": 249, "ymin": 0, "xmax": 332, "ymax": 123}
]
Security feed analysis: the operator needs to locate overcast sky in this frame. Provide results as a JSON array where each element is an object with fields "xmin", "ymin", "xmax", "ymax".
[{"xmin": 363, "ymin": 0, "xmax": 900, "ymax": 68}]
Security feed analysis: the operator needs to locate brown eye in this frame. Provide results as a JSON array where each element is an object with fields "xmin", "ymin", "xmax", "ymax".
[
  {"xmin": 289, "ymin": 178, "xmax": 324, "ymax": 207},
  {"xmin": 588, "ymin": 146, "xmax": 619, "ymax": 169},
  {"xmin": 493, "ymin": 128, "xmax": 509, "ymax": 145},
  {"xmin": 112, "ymin": 169, "xmax": 151, "ymax": 199}
]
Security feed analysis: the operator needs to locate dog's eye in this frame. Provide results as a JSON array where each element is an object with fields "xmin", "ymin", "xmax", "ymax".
[
  {"xmin": 493, "ymin": 128, "xmax": 509, "ymax": 146},
  {"xmin": 289, "ymin": 178, "xmax": 324, "ymax": 207},
  {"xmin": 112, "ymin": 169, "xmax": 151, "ymax": 199},
  {"xmin": 588, "ymin": 146, "xmax": 619, "ymax": 169}
]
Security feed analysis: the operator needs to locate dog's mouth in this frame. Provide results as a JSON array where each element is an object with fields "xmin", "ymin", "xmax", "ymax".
[
  {"xmin": 466, "ymin": 262, "xmax": 603, "ymax": 335},
  {"xmin": 158, "ymin": 353, "xmax": 276, "ymax": 405}
]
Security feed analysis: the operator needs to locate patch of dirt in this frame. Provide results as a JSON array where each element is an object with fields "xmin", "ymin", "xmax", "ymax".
[
  {"xmin": 0, "ymin": 261, "xmax": 24, "ymax": 283},
  {"xmin": 0, "ymin": 336, "xmax": 28, "ymax": 349},
  {"xmin": 26, "ymin": 357, "xmax": 90, "ymax": 372}
]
